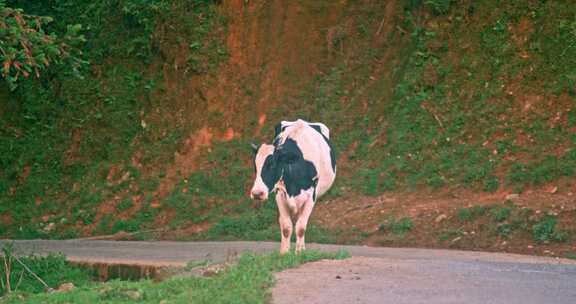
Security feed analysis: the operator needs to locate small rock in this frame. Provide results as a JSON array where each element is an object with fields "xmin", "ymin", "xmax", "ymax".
[
  {"xmin": 527, "ymin": 245, "xmax": 534, "ymax": 249},
  {"xmin": 505, "ymin": 194, "xmax": 520, "ymax": 200},
  {"xmin": 43, "ymin": 223, "xmax": 55, "ymax": 232},
  {"xmin": 125, "ymin": 290, "xmax": 142, "ymax": 300},
  {"xmin": 435, "ymin": 214, "xmax": 448, "ymax": 223},
  {"xmin": 56, "ymin": 283, "xmax": 75, "ymax": 292},
  {"xmin": 451, "ymin": 237, "xmax": 462, "ymax": 244},
  {"xmin": 150, "ymin": 200, "xmax": 161, "ymax": 209},
  {"xmin": 501, "ymin": 241, "xmax": 508, "ymax": 246},
  {"xmin": 120, "ymin": 172, "xmax": 131, "ymax": 183},
  {"xmin": 548, "ymin": 186, "xmax": 558, "ymax": 194},
  {"xmin": 335, "ymin": 275, "xmax": 342, "ymax": 279},
  {"xmin": 428, "ymin": 20, "xmax": 439, "ymax": 29}
]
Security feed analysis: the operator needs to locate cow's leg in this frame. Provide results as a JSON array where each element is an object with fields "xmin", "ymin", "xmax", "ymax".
[
  {"xmin": 295, "ymin": 195, "xmax": 315, "ymax": 253},
  {"xmin": 276, "ymin": 192, "xmax": 292, "ymax": 254}
]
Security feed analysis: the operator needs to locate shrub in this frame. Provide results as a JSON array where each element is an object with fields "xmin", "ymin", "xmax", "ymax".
[
  {"xmin": 379, "ymin": 217, "xmax": 414, "ymax": 235},
  {"xmin": 532, "ymin": 216, "xmax": 568, "ymax": 243},
  {"xmin": 1, "ymin": 244, "xmax": 91, "ymax": 295},
  {"xmin": 456, "ymin": 206, "xmax": 487, "ymax": 222},
  {"xmin": 490, "ymin": 205, "xmax": 512, "ymax": 223}
]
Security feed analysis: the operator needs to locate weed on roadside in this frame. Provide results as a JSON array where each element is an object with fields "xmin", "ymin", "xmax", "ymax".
[
  {"xmin": 379, "ymin": 217, "xmax": 414, "ymax": 235},
  {"xmin": 456, "ymin": 206, "xmax": 487, "ymax": 222},
  {"xmin": 532, "ymin": 216, "xmax": 568, "ymax": 243},
  {"xmin": 1, "ymin": 244, "xmax": 91, "ymax": 296}
]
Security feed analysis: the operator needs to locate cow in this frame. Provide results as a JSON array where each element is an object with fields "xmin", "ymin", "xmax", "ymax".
[{"xmin": 250, "ymin": 119, "xmax": 336, "ymax": 253}]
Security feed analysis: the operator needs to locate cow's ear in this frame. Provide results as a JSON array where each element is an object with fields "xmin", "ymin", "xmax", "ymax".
[{"xmin": 250, "ymin": 142, "xmax": 260, "ymax": 153}]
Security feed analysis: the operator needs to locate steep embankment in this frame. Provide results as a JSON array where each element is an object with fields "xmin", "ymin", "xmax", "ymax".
[{"xmin": 0, "ymin": 0, "xmax": 575, "ymax": 258}]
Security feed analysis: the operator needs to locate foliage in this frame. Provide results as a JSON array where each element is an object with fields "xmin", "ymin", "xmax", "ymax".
[
  {"xmin": 456, "ymin": 206, "xmax": 487, "ymax": 222},
  {"xmin": 1, "ymin": 244, "xmax": 91, "ymax": 296},
  {"xmin": 0, "ymin": 0, "xmax": 226, "ymax": 239},
  {"xmin": 2, "ymin": 250, "xmax": 350, "ymax": 303},
  {"xmin": 490, "ymin": 205, "xmax": 512, "ymax": 223},
  {"xmin": 532, "ymin": 216, "xmax": 568, "ymax": 243},
  {"xmin": 0, "ymin": 1, "xmax": 85, "ymax": 89},
  {"xmin": 424, "ymin": 0, "xmax": 452, "ymax": 15},
  {"xmin": 379, "ymin": 217, "xmax": 414, "ymax": 235}
]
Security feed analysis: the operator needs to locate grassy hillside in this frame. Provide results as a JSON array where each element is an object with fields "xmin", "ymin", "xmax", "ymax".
[{"xmin": 0, "ymin": 0, "xmax": 575, "ymax": 253}]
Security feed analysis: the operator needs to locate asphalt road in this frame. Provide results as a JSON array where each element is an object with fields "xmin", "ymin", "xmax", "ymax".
[{"xmin": 2, "ymin": 240, "xmax": 575, "ymax": 303}]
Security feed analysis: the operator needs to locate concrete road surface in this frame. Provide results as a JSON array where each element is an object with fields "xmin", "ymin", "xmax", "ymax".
[
  {"xmin": 1, "ymin": 240, "xmax": 575, "ymax": 303},
  {"xmin": 273, "ymin": 256, "xmax": 576, "ymax": 304}
]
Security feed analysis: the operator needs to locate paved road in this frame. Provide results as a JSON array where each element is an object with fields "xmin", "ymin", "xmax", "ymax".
[
  {"xmin": 273, "ymin": 256, "xmax": 576, "ymax": 304},
  {"xmin": 2, "ymin": 240, "xmax": 576, "ymax": 303}
]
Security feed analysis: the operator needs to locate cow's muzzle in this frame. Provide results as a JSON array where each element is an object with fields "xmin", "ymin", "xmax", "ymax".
[{"xmin": 251, "ymin": 190, "xmax": 268, "ymax": 201}]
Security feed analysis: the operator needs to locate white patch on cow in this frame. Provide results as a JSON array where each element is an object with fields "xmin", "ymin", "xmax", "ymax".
[
  {"xmin": 250, "ymin": 144, "xmax": 274, "ymax": 200},
  {"xmin": 280, "ymin": 120, "xmax": 330, "ymax": 139}
]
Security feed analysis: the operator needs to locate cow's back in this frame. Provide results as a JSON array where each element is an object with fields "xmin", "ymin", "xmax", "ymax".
[{"xmin": 276, "ymin": 120, "xmax": 336, "ymax": 198}]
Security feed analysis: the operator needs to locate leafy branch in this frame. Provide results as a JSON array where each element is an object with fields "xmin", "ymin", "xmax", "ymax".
[{"xmin": 0, "ymin": 1, "xmax": 86, "ymax": 90}]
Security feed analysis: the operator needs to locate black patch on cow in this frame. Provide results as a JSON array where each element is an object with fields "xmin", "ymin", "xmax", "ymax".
[
  {"xmin": 260, "ymin": 153, "xmax": 281, "ymax": 191},
  {"xmin": 273, "ymin": 123, "xmax": 287, "ymax": 146},
  {"xmin": 283, "ymin": 122, "xmax": 337, "ymax": 172},
  {"xmin": 309, "ymin": 124, "xmax": 322, "ymax": 135},
  {"xmin": 278, "ymin": 139, "xmax": 318, "ymax": 198},
  {"xmin": 323, "ymin": 134, "xmax": 337, "ymax": 171},
  {"xmin": 274, "ymin": 123, "xmax": 289, "ymax": 138},
  {"xmin": 258, "ymin": 137, "xmax": 318, "ymax": 198},
  {"xmin": 312, "ymin": 176, "xmax": 319, "ymax": 201}
]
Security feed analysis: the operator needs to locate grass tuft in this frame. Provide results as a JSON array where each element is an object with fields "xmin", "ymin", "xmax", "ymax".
[{"xmin": 2, "ymin": 250, "xmax": 349, "ymax": 304}]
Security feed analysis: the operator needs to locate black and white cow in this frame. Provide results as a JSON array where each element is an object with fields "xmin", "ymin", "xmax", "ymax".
[{"xmin": 250, "ymin": 119, "xmax": 336, "ymax": 253}]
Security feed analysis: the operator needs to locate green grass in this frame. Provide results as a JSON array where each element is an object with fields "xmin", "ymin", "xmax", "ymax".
[
  {"xmin": 1, "ymin": 250, "xmax": 349, "ymax": 304},
  {"xmin": 378, "ymin": 217, "xmax": 414, "ymax": 235},
  {"xmin": 116, "ymin": 200, "xmax": 134, "ymax": 213},
  {"xmin": 456, "ymin": 206, "xmax": 487, "ymax": 222},
  {"xmin": 455, "ymin": 203, "xmax": 531, "ymax": 238},
  {"xmin": 490, "ymin": 205, "xmax": 512, "ymax": 223},
  {"xmin": 1, "ymin": 246, "xmax": 92, "ymax": 296},
  {"xmin": 532, "ymin": 216, "xmax": 568, "ymax": 243}
]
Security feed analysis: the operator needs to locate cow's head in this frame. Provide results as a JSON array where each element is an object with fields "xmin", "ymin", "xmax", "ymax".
[{"xmin": 250, "ymin": 143, "xmax": 281, "ymax": 201}]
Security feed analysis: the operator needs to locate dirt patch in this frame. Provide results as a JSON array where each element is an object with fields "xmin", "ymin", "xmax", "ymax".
[
  {"xmin": 156, "ymin": 127, "xmax": 213, "ymax": 197},
  {"xmin": 0, "ymin": 213, "xmax": 12, "ymax": 225},
  {"xmin": 510, "ymin": 17, "xmax": 533, "ymax": 59}
]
